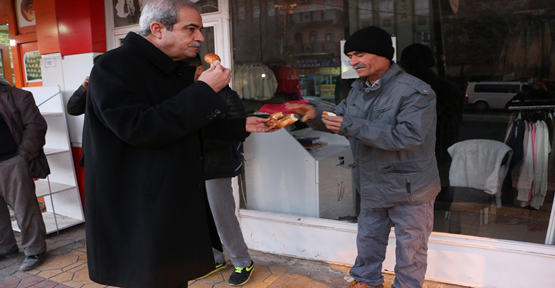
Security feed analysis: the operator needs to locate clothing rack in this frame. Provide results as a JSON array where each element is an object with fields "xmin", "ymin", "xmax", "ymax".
[{"xmin": 508, "ymin": 105, "xmax": 555, "ymax": 110}]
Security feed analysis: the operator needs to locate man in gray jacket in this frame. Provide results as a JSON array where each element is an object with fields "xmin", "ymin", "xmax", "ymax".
[
  {"xmin": 0, "ymin": 82, "xmax": 48, "ymax": 271},
  {"xmin": 288, "ymin": 26, "xmax": 440, "ymax": 288}
]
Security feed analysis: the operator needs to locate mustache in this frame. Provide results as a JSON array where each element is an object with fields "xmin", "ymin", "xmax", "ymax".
[
  {"xmin": 353, "ymin": 63, "xmax": 367, "ymax": 69},
  {"xmin": 189, "ymin": 42, "xmax": 201, "ymax": 48}
]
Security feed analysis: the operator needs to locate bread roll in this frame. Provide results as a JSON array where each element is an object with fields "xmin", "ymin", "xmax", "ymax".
[
  {"xmin": 266, "ymin": 112, "xmax": 297, "ymax": 128},
  {"xmin": 204, "ymin": 53, "xmax": 221, "ymax": 65}
]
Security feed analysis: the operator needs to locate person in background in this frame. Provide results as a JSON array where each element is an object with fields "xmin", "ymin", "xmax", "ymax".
[
  {"xmin": 82, "ymin": 1, "xmax": 274, "ymax": 287},
  {"xmin": 287, "ymin": 26, "xmax": 440, "ymax": 288},
  {"xmin": 399, "ymin": 43, "xmax": 465, "ymax": 187},
  {"xmin": 183, "ymin": 54, "xmax": 255, "ymax": 286},
  {"xmin": 67, "ymin": 54, "xmax": 103, "ymax": 116},
  {"xmin": 0, "ymin": 80, "xmax": 49, "ymax": 271}
]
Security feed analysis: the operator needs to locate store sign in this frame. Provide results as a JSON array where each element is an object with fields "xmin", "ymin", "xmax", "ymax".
[
  {"xmin": 295, "ymin": 58, "xmax": 340, "ymax": 69},
  {"xmin": 340, "ymin": 37, "xmax": 397, "ymax": 79}
]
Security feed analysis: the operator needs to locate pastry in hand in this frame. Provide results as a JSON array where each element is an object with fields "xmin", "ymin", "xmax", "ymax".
[
  {"xmin": 204, "ymin": 53, "xmax": 221, "ymax": 65},
  {"xmin": 266, "ymin": 112, "xmax": 297, "ymax": 129}
]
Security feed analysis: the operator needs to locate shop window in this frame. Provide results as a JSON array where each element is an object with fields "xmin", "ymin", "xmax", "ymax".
[
  {"xmin": 325, "ymin": 30, "xmax": 333, "ymax": 42},
  {"xmin": 378, "ymin": 0, "xmax": 394, "ymax": 18},
  {"xmin": 358, "ymin": 1, "xmax": 373, "ymax": 20},
  {"xmin": 231, "ymin": 0, "xmax": 555, "ymax": 246},
  {"xmin": 310, "ymin": 31, "xmax": 317, "ymax": 43},
  {"xmin": 268, "ymin": 1, "xmax": 276, "ymax": 17}
]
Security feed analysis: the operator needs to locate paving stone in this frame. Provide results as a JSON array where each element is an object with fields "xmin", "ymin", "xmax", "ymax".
[
  {"xmin": 60, "ymin": 281, "xmax": 83, "ymax": 288},
  {"xmin": 0, "ymin": 276, "xmax": 21, "ymax": 288},
  {"xmin": 201, "ymin": 271, "xmax": 225, "ymax": 283},
  {"xmin": 37, "ymin": 255, "xmax": 79, "ymax": 271},
  {"xmin": 76, "ymin": 256, "xmax": 87, "ymax": 263},
  {"xmin": 16, "ymin": 275, "xmax": 44, "ymax": 287},
  {"xmin": 49, "ymin": 273, "xmax": 74, "ymax": 283},
  {"xmin": 37, "ymin": 269, "xmax": 64, "ymax": 279},
  {"xmin": 267, "ymin": 274, "xmax": 331, "ymax": 288},
  {"xmin": 13, "ymin": 271, "xmax": 34, "ymax": 279},
  {"xmin": 189, "ymin": 281, "xmax": 214, "ymax": 288},
  {"xmin": 246, "ymin": 265, "xmax": 272, "ymax": 284},
  {"xmin": 61, "ymin": 263, "xmax": 85, "ymax": 273},
  {"xmin": 266, "ymin": 265, "xmax": 287, "ymax": 275},
  {"xmin": 242, "ymin": 282, "xmax": 269, "ymax": 288},
  {"xmin": 30, "ymin": 280, "xmax": 59, "ymax": 288},
  {"xmin": 72, "ymin": 268, "xmax": 94, "ymax": 284},
  {"xmin": 263, "ymin": 274, "xmax": 282, "ymax": 285},
  {"xmin": 80, "ymin": 283, "xmax": 106, "ymax": 288}
]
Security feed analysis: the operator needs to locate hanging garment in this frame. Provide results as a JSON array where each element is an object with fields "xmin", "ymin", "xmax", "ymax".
[
  {"xmin": 233, "ymin": 63, "xmax": 278, "ymax": 101},
  {"xmin": 530, "ymin": 121, "xmax": 551, "ymax": 209},
  {"xmin": 517, "ymin": 122, "xmax": 534, "ymax": 202}
]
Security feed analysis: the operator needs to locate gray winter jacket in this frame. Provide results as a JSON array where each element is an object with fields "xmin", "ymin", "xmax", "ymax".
[{"xmin": 308, "ymin": 64, "xmax": 440, "ymax": 208}]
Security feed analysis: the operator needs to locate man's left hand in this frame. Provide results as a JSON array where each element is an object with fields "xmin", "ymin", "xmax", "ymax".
[
  {"xmin": 322, "ymin": 115, "xmax": 344, "ymax": 133},
  {"xmin": 246, "ymin": 117, "xmax": 279, "ymax": 133}
]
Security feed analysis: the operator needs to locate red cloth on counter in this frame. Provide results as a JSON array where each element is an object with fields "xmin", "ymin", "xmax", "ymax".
[{"xmin": 258, "ymin": 100, "xmax": 309, "ymax": 114}]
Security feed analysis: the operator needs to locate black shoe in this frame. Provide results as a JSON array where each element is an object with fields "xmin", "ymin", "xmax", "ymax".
[
  {"xmin": 196, "ymin": 261, "xmax": 227, "ymax": 280},
  {"xmin": 20, "ymin": 252, "xmax": 46, "ymax": 271},
  {"xmin": 0, "ymin": 245, "xmax": 19, "ymax": 259},
  {"xmin": 228, "ymin": 261, "xmax": 254, "ymax": 286}
]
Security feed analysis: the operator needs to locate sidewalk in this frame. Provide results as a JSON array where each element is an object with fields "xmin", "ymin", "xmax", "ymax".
[{"xmin": 0, "ymin": 224, "xmax": 471, "ymax": 288}]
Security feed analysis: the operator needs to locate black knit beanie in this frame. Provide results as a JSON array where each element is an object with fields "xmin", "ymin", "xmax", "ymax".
[{"xmin": 344, "ymin": 26, "xmax": 394, "ymax": 60}]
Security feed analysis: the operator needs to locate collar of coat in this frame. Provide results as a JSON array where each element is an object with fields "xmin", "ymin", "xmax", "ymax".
[
  {"xmin": 122, "ymin": 32, "xmax": 182, "ymax": 74},
  {"xmin": 352, "ymin": 63, "xmax": 403, "ymax": 93}
]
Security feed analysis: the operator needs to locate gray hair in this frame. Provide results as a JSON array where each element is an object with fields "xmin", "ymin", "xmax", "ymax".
[{"xmin": 139, "ymin": 0, "xmax": 200, "ymax": 36}]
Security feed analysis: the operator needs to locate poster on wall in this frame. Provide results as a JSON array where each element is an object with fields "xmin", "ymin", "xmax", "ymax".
[
  {"xmin": 24, "ymin": 51, "xmax": 41, "ymax": 83},
  {"xmin": 15, "ymin": 0, "xmax": 36, "ymax": 33},
  {"xmin": 113, "ymin": 0, "xmax": 146, "ymax": 27}
]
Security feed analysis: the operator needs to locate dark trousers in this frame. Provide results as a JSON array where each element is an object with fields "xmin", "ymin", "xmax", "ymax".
[{"xmin": 0, "ymin": 155, "xmax": 47, "ymax": 256}]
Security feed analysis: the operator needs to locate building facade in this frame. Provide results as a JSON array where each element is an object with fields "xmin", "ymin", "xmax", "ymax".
[{"xmin": 1, "ymin": 0, "xmax": 555, "ymax": 287}]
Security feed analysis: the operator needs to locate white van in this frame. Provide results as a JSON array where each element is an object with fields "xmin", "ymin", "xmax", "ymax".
[{"xmin": 466, "ymin": 82, "xmax": 524, "ymax": 110}]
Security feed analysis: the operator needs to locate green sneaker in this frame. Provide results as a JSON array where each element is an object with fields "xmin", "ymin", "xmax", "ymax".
[
  {"xmin": 196, "ymin": 261, "xmax": 227, "ymax": 280},
  {"xmin": 228, "ymin": 261, "xmax": 254, "ymax": 286}
]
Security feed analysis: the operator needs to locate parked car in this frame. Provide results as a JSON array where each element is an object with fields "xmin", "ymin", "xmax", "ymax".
[{"xmin": 465, "ymin": 82, "xmax": 524, "ymax": 110}]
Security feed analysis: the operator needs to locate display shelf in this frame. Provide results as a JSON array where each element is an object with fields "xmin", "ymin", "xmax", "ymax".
[
  {"xmin": 17, "ymin": 86, "xmax": 84, "ymax": 235},
  {"xmin": 35, "ymin": 179, "xmax": 76, "ymax": 198},
  {"xmin": 11, "ymin": 212, "xmax": 84, "ymax": 234},
  {"xmin": 44, "ymin": 148, "xmax": 70, "ymax": 156}
]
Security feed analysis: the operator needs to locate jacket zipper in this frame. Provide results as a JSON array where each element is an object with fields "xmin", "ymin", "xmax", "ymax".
[{"xmin": 406, "ymin": 179, "xmax": 412, "ymax": 202}]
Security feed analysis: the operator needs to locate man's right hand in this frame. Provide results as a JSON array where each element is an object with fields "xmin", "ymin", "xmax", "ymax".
[
  {"xmin": 285, "ymin": 104, "xmax": 316, "ymax": 122},
  {"xmin": 198, "ymin": 62, "xmax": 232, "ymax": 93}
]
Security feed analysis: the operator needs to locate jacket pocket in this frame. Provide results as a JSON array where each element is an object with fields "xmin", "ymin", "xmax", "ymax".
[
  {"xmin": 143, "ymin": 150, "xmax": 172, "ymax": 198},
  {"xmin": 378, "ymin": 161, "xmax": 424, "ymax": 204},
  {"xmin": 372, "ymin": 106, "xmax": 392, "ymax": 121}
]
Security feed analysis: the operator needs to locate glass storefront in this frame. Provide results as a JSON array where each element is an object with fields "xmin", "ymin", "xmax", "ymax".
[{"xmin": 233, "ymin": 0, "xmax": 555, "ymax": 245}]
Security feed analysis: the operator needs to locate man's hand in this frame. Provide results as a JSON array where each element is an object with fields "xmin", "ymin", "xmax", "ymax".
[
  {"xmin": 198, "ymin": 62, "xmax": 232, "ymax": 93},
  {"xmin": 284, "ymin": 104, "xmax": 316, "ymax": 122},
  {"xmin": 246, "ymin": 117, "xmax": 279, "ymax": 133},
  {"xmin": 82, "ymin": 76, "xmax": 90, "ymax": 90},
  {"xmin": 322, "ymin": 115, "xmax": 344, "ymax": 133}
]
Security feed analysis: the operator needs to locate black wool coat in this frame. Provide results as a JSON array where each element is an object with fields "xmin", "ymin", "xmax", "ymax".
[{"xmin": 83, "ymin": 32, "xmax": 247, "ymax": 288}]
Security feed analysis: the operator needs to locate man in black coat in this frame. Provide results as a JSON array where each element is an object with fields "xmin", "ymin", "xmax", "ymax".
[{"xmin": 83, "ymin": 1, "xmax": 273, "ymax": 287}]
